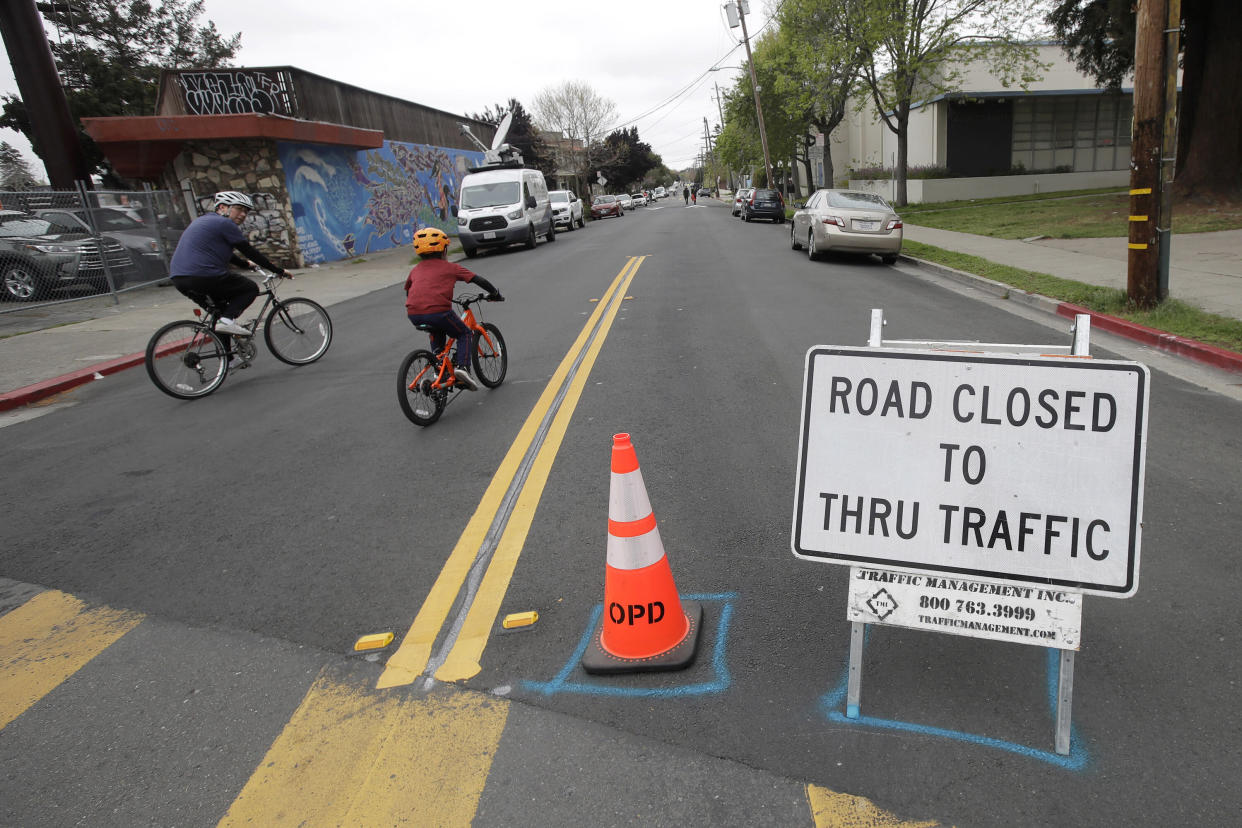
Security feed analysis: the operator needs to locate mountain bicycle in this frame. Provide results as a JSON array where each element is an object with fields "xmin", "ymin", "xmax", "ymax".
[
  {"xmin": 398, "ymin": 292, "xmax": 507, "ymax": 426},
  {"xmin": 144, "ymin": 269, "xmax": 333, "ymax": 400}
]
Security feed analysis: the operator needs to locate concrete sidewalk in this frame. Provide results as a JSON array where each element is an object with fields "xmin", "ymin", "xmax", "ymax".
[
  {"xmin": 904, "ymin": 225, "xmax": 1242, "ymax": 321},
  {"xmin": 2, "ymin": 227, "xmax": 1241, "ymax": 411}
]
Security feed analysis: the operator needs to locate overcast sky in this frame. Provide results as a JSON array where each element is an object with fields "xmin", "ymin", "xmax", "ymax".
[{"xmin": 1, "ymin": 0, "xmax": 774, "ymax": 179}]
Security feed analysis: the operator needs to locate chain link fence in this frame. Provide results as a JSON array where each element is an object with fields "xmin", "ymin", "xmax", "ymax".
[{"xmin": 0, "ymin": 186, "xmax": 188, "ymax": 310}]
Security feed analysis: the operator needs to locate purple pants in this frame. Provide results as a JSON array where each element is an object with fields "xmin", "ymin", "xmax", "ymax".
[{"xmin": 408, "ymin": 311, "xmax": 472, "ymax": 368}]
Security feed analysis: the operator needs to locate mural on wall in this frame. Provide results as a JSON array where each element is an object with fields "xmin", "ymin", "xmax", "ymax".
[{"xmin": 276, "ymin": 140, "xmax": 483, "ymax": 264}]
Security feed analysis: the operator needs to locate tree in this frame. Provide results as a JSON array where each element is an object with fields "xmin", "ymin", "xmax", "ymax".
[
  {"xmin": 467, "ymin": 99, "xmax": 555, "ymax": 178},
  {"xmin": 842, "ymin": 0, "xmax": 1045, "ymax": 205},
  {"xmin": 0, "ymin": 142, "xmax": 42, "ymax": 189},
  {"xmin": 771, "ymin": 0, "xmax": 868, "ymax": 191},
  {"xmin": 532, "ymin": 81, "xmax": 619, "ymax": 197},
  {"xmin": 1047, "ymin": 0, "xmax": 1242, "ymax": 199},
  {"xmin": 595, "ymin": 127, "xmax": 659, "ymax": 191},
  {"xmin": 1, "ymin": 0, "xmax": 239, "ymax": 184}
]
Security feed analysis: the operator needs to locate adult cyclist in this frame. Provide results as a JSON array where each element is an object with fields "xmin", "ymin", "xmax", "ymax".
[{"xmin": 169, "ymin": 191, "xmax": 293, "ymax": 339}]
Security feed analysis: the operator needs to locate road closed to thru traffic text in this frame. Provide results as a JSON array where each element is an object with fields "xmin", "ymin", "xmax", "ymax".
[{"xmin": 792, "ymin": 347, "xmax": 1150, "ymax": 597}]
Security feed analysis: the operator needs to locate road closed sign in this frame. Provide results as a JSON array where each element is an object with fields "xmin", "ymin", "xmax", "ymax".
[{"xmin": 792, "ymin": 347, "xmax": 1150, "ymax": 597}]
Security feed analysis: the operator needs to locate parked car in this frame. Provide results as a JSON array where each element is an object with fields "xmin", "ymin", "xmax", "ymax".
[
  {"xmin": 630, "ymin": 192, "xmax": 648, "ymax": 207},
  {"xmin": 0, "ymin": 210, "xmax": 139, "ymax": 302},
  {"xmin": 617, "ymin": 194, "xmax": 634, "ymax": 212},
  {"xmin": 590, "ymin": 194, "xmax": 623, "ymax": 219},
  {"xmin": 739, "ymin": 188, "xmax": 785, "ymax": 223},
  {"xmin": 697, "ymin": 187, "xmax": 714, "ymax": 198},
  {"xmin": 548, "ymin": 190, "xmax": 585, "ymax": 231},
  {"xmin": 654, "ymin": 186, "xmax": 667, "ymax": 199},
  {"xmin": 36, "ymin": 207, "xmax": 173, "ymax": 280},
  {"xmin": 732, "ymin": 188, "xmax": 753, "ymax": 216},
  {"xmin": 789, "ymin": 189, "xmax": 903, "ymax": 263}
]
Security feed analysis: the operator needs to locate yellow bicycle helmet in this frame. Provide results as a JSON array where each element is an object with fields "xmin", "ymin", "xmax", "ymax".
[{"xmin": 413, "ymin": 226, "xmax": 451, "ymax": 255}]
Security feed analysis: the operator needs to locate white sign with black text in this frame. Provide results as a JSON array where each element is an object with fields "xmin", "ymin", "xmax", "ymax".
[
  {"xmin": 792, "ymin": 348, "xmax": 1150, "ymax": 597},
  {"xmin": 847, "ymin": 566, "xmax": 1083, "ymax": 649}
]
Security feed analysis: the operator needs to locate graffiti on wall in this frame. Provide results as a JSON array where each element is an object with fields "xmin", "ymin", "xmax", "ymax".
[
  {"xmin": 276, "ymin": 140, "xmax": 483, "ymax": 264},
  {"xmin": 178, "ymin": 70, "xmax": 296, "ymax": 116}
]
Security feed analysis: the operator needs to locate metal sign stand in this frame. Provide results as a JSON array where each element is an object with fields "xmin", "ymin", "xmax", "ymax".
[{"xmin": 846, "ymin": 308, "xmax": 1092, "ymax": 756}]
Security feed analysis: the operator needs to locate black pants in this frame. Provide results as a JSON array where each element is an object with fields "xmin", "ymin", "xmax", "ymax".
[{"xmin": 171, "ymin": 273, "xmax": 259, "ymax": 320}]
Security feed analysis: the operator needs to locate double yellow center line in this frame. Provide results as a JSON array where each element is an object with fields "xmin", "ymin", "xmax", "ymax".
[{"xmin": 378, "ymin": 256, "xmax": 646, "ymax": 688}]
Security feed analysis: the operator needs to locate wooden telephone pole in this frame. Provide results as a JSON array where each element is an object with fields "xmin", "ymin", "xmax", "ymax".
[{"xmin": 1128, "ymin": 0, "xmax": 1181, "ymax": 308}]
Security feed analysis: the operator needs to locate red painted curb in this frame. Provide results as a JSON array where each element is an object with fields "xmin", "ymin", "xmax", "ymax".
[
  {"xmin": 0, "ymin": 351, "xmax": 145, "ymax": 414},
  {"xmin": 1055, "ymin": 301, "xmax": 1242, "ymax": 374}
]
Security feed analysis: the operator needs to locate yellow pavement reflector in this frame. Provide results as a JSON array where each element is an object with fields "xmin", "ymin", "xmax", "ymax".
[
  {"xmin": 501, "ymin": 611, "xmax": 539, "ymax": 630},
  {"xmin": 353, "ymin": 632, "xmax": 394, "ymax": 652}
]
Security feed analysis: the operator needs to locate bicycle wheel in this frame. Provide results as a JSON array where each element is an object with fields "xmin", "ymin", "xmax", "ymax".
[
  {"xmin": 472, "ymin": 322, "xmax": 507, "ymax": 388},
  {"xmin": 398, "ymin": 349, "xmax": 445, "ymax": 426},
  {"xmin": 145, "ymin": 321, "xmax": 228, "ymax": 399},
  {"xmin": 265, "ymin": 298, "xmax": 333, "ymax": 365}
]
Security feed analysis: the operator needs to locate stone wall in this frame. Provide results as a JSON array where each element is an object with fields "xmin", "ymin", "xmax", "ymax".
[{"xmin": 166, "ymin": 139, "xmax": 303, "ymax": 268}]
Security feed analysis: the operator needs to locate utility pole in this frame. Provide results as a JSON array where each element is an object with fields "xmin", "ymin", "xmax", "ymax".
[
  {"xmin": 712, "ymin": 81, "xmax": 732, "ymax": 190},
  {"xmin": 1128, "ymin": 0, "xmax": 1176, "ymax": 309},
  {"xmin": 1156, "ymin": 0, "xmax": 1182, "ymax": 299},
  {"xmin": 0, "ymin": 0, "xmax": 93, "ymax": 189},
  {"xmin": 726, "ymin": 0, "xmax": 772, "ymax": 189}
]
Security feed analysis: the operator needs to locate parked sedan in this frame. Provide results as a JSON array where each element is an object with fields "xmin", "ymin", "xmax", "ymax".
[
  {"xmin": 617, "ymin": 194, "xmax": 634, "ymax": 211},
  {"xmin": 0, "ymin": 211, "xmax": 138, "ymax": 301},
  {"xmin": 789, "ymin": 189, "xmax": 903, "ymax": 263},
  {"xmin": 740, "ymin": 188, "xmax": 785, "ymax": 223},
  {"xmin": 590, "ymin": 194, "xmax": 623, "ymax": 219},
  {"xmin": 732, "ymin": 188, "xmax": 753, "ymax": 216},
  {"xmin": 630, "ymin": 192, "xmax": 647, "ymax": 207}
]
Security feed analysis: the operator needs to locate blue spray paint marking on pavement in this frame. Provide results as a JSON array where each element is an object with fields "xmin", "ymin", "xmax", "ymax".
[
  {"xmin": 522, "ymin": 592, "xmax": 736, "ymax": 698},
  {"xmin": 818, "ymin": 630, "xmax": 1090, "ymax": 771}
]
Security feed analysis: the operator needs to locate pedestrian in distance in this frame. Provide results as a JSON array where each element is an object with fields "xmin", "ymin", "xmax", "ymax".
[
  {"xmin": 683, "ymin": 186, "xmax": 690, "ymax": 206},
  {"xmin": 403, "ymin": 227, "xmax": 502, "ymax": 392},
  {"xmin": 691, "ymin": 188, "xmax": 697, "ymax": 206}
]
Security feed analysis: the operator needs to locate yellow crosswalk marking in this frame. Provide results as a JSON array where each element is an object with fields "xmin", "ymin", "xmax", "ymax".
[
  {"xmin": 806, "ymin": 784, "xmax": 948, "ymax": 827},
  {"xmin": 0, "ymin": 590, "xmax": 143, "ymax": 729},
  {"xmin": 221, "ymin": 671, "xmax": 508, "ymax": 826}
]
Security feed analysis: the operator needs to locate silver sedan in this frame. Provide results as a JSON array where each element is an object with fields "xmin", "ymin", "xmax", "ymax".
[{"xmin": 790, "ymin": 189, "xmax": 903, "ymax": 264}]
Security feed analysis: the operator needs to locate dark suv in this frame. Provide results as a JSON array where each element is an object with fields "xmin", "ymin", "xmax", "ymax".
[
  {"xmin": 741, "ymin": 188, "xmax": 786, "ymax": 223},
  {"xmin": 0, "ymin": 211, "xmax": 138, "ymax": 302}
]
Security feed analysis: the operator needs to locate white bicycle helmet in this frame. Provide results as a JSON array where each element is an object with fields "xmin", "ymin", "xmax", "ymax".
[{"xmin": 214, "ymin": 191, "xmax": 254, "ymax": 210}]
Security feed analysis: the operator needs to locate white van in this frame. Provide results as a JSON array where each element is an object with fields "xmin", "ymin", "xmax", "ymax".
[{"xmin": 456, "ymin": 167, "xmax": 555, "ymax": 257}]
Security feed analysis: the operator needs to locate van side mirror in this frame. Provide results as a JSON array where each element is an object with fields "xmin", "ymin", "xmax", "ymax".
[{"xmin": 525, "ymin": 195, "xmax": 537, "ymax": 209}]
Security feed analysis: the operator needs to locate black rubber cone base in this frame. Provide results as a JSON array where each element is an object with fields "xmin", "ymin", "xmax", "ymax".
[{"xmin": 580, "ymin": 601, "xmax": 703, "ymax": 675}]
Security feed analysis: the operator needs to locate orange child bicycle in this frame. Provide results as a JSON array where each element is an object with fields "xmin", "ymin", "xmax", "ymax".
[{"xmin": 398, "ymin": 292, "xmax": 507, "ymax": 426}]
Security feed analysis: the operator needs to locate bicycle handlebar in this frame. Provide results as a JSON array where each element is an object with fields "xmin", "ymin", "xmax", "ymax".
[{"xmin": 455, "ymin": 292, "xmax": 504, "ymax": 307}]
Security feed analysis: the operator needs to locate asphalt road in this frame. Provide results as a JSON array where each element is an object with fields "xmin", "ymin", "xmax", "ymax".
[{"xmin": 2, "ymin": 198, "xmax": 1240, "ymax": 826}]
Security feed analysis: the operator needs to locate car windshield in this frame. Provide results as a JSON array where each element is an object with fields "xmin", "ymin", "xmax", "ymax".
[
  {"xmin": 593, "ymin": 195, "xmax": 615, "ymax": 204},
  {"xmin": 460, "ymin": 181, "xmax": 521, "ymax": 209},
  {"xmin": 825, "ymin": 191, "xmax": 889, "ymax": 209},
  {"xmin": 549, "ymin": 192, "xmax": 569, "ymax": 203},
  {"xmin": 0, "ymin": 218, "xmax": 54, "ymax": 237}
]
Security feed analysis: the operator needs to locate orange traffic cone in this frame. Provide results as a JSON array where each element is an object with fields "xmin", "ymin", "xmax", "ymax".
[{"xmin": 581, "ymin": 433, "xmax": 702, "ymax": 674}]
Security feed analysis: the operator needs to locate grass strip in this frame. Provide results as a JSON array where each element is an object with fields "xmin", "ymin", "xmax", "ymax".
[{"xmin": 903, "ymin": 239, "xmax": 1242, "ymax": 353}]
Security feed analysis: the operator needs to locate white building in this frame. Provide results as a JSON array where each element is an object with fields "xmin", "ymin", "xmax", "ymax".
[{"xmin": 805, "ymin": 44, "xmax": 1137, "ymax": 203}]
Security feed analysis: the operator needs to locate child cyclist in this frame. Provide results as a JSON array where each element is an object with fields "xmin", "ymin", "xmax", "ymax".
[{"xmin": 403, "ymin": 227, "xmax": 503, "ymax": 391}]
